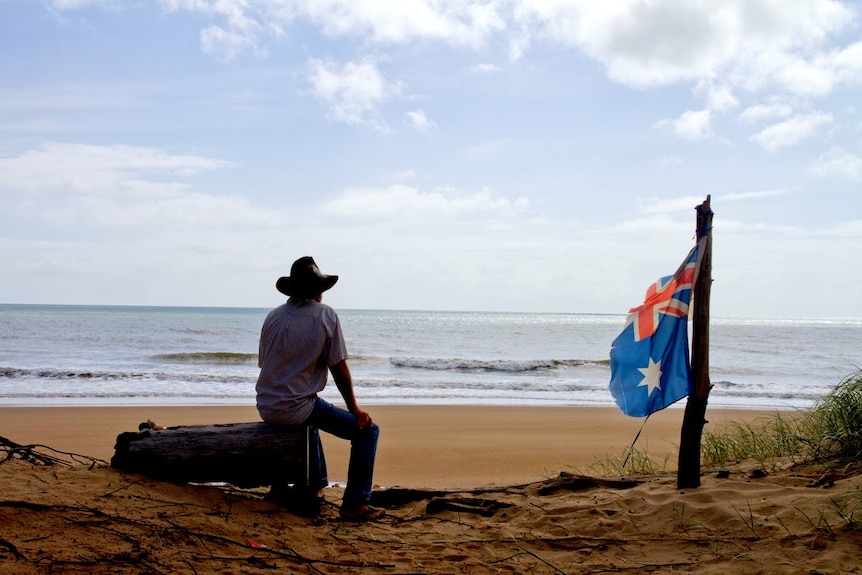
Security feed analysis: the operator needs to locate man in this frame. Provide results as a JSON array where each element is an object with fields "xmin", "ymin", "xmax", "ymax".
[{"xmin": 256, "ymin": 256, "xmax": 383, "ymax": 521}]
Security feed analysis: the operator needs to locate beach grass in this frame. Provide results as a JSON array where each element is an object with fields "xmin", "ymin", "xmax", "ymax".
[
  {"xmin": 587, "ymin": 444, "xmax": 674, "ymax": 476},
  {"xmin": 701, "ymin": 410, "xmax": 808, "ymax": 470},
  {"xmin": 589, "ymin": 369, "xmax": 862, "ymax": 478},
  {"xmin": 704, "ymin": 368, "xmax": 862, "ymax": 468},
  {"xmin": 802, "ymin": 367, "xmax": 862, "ymax": 461}
]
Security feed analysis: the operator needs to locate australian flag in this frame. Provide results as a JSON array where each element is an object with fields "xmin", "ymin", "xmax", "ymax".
[{"xmin": 609, "ymin": 241, "xmax": 703, "ymax": 417}]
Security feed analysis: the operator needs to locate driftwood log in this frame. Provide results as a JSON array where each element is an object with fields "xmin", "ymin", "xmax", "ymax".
[{"xmin": 111, "ymin": 422, "xmax": 312, "ymax": 488}]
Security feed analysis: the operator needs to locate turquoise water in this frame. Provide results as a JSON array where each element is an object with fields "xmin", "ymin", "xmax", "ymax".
[{"xmin": 0, "ymin": 304, "xmax": 860, "ymax": 409}]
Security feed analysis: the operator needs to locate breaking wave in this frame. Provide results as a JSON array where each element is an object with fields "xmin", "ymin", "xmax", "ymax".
[
  {"xmin": 0, "ymin": 367, "xmax": 254, "ymax": 385},
  {"xmin": 151, "ymin": 352, "xmax": 258, "ymax": 365},
  {"xmin": 389, "ymin": 357, "xmax": 609, "ymax": 373}
]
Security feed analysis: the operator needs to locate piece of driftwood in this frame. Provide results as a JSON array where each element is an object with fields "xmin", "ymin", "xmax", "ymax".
[
  {"xmin": 426, "ymin": 497, "xmax": 514, "ymax": 517},
  {"xmin": 535, "ymin": 472, "xmax": 643, "ymax": 495},
  {"xmin": 111, "ymin": 422, "xmax": 311, "ymax": 488},
  {"xmin": 2, "ymin": 435, "xmax": 103, "ymax": 467}
]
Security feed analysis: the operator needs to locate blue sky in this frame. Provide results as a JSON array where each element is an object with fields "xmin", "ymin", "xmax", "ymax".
[{"xmin": 1, "ymin": 0, "xmax": 860, "ymax": 316}]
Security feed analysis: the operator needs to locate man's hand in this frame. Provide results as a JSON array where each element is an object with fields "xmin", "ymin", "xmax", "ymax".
[
  {"xmin": 330, "ymin": 360, "xmax": 372, "ymax": 428},
  {"xmin": 352, "ymin": 407, "xmax": 373, "ymax": 429}
]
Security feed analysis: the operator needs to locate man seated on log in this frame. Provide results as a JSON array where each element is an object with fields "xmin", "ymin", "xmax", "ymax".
[{"xmin": 256, "ymin": 256, "xmax": 384, "ymax": 521}]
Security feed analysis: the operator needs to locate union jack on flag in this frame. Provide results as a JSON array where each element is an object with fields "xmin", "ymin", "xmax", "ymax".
[
  {"xmin": 626, "ymin": 250, "xmax": 698, "ymax": 342},
  {"xmin": 609, "ymin": 241, "xmax": 704, "ymax": 417}
]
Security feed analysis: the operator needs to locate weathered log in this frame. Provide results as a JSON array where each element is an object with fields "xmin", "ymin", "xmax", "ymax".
[{"xmin": 111, "ymin": 422, "xmax": 311, "ymax": 488}]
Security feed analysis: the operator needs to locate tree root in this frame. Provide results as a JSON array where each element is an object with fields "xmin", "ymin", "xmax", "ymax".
[{"xmin": 0, "ymin": 435, "xmax": 107, "ymax": 468}]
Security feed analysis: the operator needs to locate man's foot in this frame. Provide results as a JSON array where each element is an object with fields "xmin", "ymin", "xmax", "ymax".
[
  {"xmin": 339, "ymin": 505, "xmax": 385, "ymax": 522},
  {"xmin": 265, "ymin": 485, "xmax": 324, "ymax": 517}
]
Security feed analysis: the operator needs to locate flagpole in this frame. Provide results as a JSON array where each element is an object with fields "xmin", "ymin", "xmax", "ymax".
[{"xmin": 677, "ymin": 195, "xmax": 713, "ymax": 489}]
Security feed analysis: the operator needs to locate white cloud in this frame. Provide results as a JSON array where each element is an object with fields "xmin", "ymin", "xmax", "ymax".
[
  {"xmin": 406, "ymin": 109, "xmax": 436, "ymax": 132},
  {"xmin": 306, "ymin": 56, "xmax": 397, "ymax": 129},
  {"xmin": 722, "ymin": 189, "xmax": 788, "ymax": 202},
  {"xmin": 507, "ymin": 26, "xmax": 531, "ymax": 61},
  {"xmin": 514, "ymin": 0, "xmax": 856, "ymax": 89},
  {"xmin": 809, "ymin": 146, "xmax": 862, "ymax": 180},
  {"xmin": 655, "ymin": 109, "xmax": 713, "ymax": 141},
  {"xmin": 49, "ymin": 0, "xmax": 860, "ymax": 154},
  {"xmin": 58, "ymin": 0, "xmax": 858, "ymax": 99},
  {"xmin": 0, "ymin": 142, "xmax": 232, "ymax": 191},
  {"xmin": 199, "ymin": 25, "xmax": 266, "ymax": 62},
  {"xmin": 739, "ymin": 102, "xmax": 794, "ymax": 124},
  {"xmin": 635, "ymin": 189, "xmax": 786, "ymax": 219},
  {"xmin": 831, "ymin": 40, "xmax": 862, "ymax": 86},
  {"xmin": 321, "ymin": 184, "xmax": 529, "ymax": 219},
  {"xmin": 472, "ymin": 62, "xmax": 500, "ymax": 73},
  {"xmin": 160, "ymin": 0, "xmax": 283, "ymax": 62},
  {"xmin": 158, "ymin": 0, "xmax": 505, "ymax": 52},
  {"xmin": 287, "ymin": 0, "xmax": 505, "ymax": 47},
  {"xmin": 785, "ymin": 56, "xmax": 838, "ymax": 96},
  {"xmin": 637, "ymin": 195, "xmax": 708, "ymax": 216},
  {"xmin": 695, "ymin": 82, "xmax": 738, "ymax": 113},
  {"xmin": 0, "ymin": 143, "xmax": 277, "ymax": 231},
  {"xmin": 138, "ymin": 1, "xmax": 857, "ymax": 102},
  {"xmin": 749, "ymin": 111, "xmax": 833, "ymax": 151}
]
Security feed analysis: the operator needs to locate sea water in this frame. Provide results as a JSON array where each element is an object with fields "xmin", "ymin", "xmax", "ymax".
[{"xmin": 0, "ymin": 304, "xmax": 860, "ymax": 410}]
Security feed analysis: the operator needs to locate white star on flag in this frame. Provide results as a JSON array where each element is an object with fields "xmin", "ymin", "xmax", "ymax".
[{"xmin": 637, "ymin": 358, "xmax": 663, "ymax": 396}]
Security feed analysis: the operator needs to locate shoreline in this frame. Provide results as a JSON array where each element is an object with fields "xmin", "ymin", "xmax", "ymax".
[{"xmin": 0, "ymin": 404, "xmax": 778, "ymax": 488}]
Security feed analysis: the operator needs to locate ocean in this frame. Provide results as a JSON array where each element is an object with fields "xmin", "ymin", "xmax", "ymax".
[{"xmin": 1, "ymin": 304, "xmax": 860, "ymax": 411}]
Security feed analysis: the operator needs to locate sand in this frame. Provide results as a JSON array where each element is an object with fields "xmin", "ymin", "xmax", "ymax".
[
  {"xmin": 0, "ymin": 405, "xmax": 771, "ymax": 488},
  {"xmin": 2, "ymin": 405, "xmax": 861, "ymax": 574}
]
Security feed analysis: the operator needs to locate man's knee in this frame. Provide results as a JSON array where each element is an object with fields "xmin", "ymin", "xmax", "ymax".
[{"xmin": 363, "ymin": 421, "xmax": 380, "ymax": 442}]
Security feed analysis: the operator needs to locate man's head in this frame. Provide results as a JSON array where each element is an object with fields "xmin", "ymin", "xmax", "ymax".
[{"xmin": 276, "ymin": 256, "xmax": 338, "ymax": 299}]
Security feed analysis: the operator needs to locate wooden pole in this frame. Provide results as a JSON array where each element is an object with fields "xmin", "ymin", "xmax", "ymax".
[{"xmin": 677, "ymin": 195, "xmax": 713, "ymax": 489}]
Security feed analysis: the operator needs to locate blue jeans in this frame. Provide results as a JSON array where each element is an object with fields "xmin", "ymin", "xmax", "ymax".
[{"xmin": 305, "ymin": 397, "xmax": 379, "ymax": 508}]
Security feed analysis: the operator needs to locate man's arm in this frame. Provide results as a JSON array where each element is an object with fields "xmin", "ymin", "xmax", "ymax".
[{"xmin": 329, "ymin": 360, "xmax": 373, "ymax": 429}]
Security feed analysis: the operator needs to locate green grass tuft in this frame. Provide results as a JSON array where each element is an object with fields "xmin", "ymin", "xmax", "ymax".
[
  {"xmin": 702, "ymin": 411, "xmax": 808, "ymax": 469},
  {"xmin": 800, "ymin": 369, "xmax": 862, "ymax": 461},
  {"xmin": 587, "ymin": 444, "xmax": 673, "ymax": 476},
  {"xmin": 582, "ymin": 370, "xmax": 862, "ymax": 478},
  {"xmin": 703, "ymin": 369, "xmax": 862, "ymax": 468}
]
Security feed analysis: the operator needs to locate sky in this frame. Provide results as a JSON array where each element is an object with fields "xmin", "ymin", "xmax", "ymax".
[{"xmin": 0, "ymin": 0, "xmax": 861, "ymax": 317}]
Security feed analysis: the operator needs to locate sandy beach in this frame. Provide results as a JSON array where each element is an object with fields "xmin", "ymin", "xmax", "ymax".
[
  {"xmin": 3, "ymin": 405, "xmax": 766, "ymax": 488},
  {"xmin": 3, "ymin": 405, "xmax": 861, "ymax": 574}
]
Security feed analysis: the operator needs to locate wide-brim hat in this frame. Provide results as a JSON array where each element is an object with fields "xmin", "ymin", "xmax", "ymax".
[{"xmin": 276, "ymin": 256, "xmax": 338, "ymax": 297}]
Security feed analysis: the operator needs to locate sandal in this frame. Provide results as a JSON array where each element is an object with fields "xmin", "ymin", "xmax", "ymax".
[{"xmin": 340, "ymin": 505, "xmax": 385, "ymax": 522}]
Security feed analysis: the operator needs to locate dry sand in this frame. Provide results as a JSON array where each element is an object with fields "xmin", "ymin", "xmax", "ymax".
[
  {"xmin": 0, "ymin": 405, "xmax": 771, "ymax": 488},
  {"xmin": 2, "ymin": 405, "xmax": 861, "ymax": 574}
]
